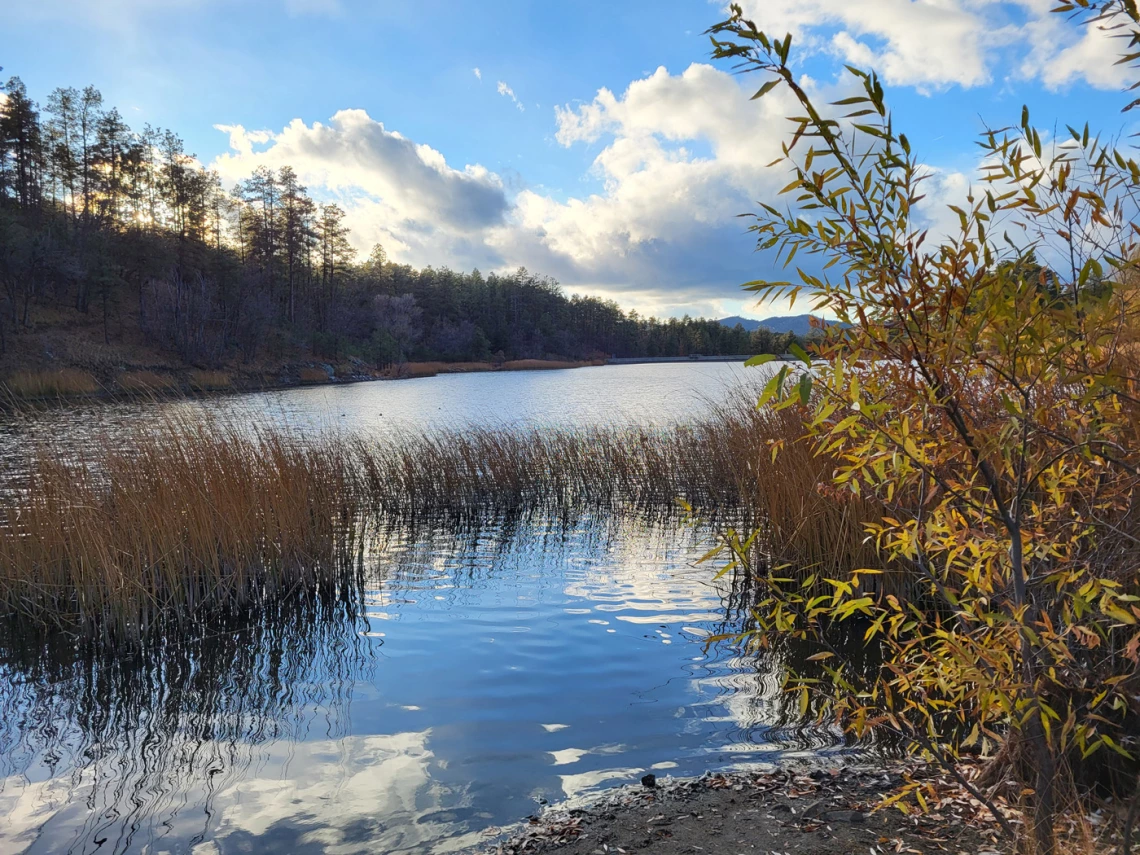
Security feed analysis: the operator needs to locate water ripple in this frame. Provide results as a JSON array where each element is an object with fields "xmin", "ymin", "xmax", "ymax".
[{"xmin": 0, "ymin": 513, "xmax": 857, "ymax": 854}]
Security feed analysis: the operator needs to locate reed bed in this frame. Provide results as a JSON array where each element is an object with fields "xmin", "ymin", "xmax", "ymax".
[
  {"xmin": 116, "ymin": 370, "xmax": 178, "ymax": 394},
  {"xmin": 2, "ymin": 368, "xmax": 101, "ymax": 400},
  {"xmin": 298, "ymin": 367, "xmax": 331, "ymax": 383},
  {"xmin": 500, "ymin": 359, "xmax": 592, "ymax": 370},
  {"xmin": 187, "ymin": 369, "xmax": 232, "ymax": 391},
  {"xmin": 0, "ymin": 420, "xmax": 365, "ymax": 636},
  {"xmin": 0, "ymin": 400, "xmax": 884, "ymax": 635}
]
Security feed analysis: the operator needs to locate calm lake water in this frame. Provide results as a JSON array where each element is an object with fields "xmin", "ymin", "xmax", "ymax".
[
  {"xmin": 0, "ymin": 364, "xmax": 843, "ymax": 855},
  {"xmin": 1, "ymin": 363, "xmax": 757, "ymax": 462}
]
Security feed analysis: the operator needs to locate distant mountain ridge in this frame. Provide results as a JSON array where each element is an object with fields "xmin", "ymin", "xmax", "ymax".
[{"xmin": 717, "ymin": 314, "xmax": 837, "ymax": 337}]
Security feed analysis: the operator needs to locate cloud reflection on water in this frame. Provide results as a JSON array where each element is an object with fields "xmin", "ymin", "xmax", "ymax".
[{"xmin": 0, "ymin": 513, "xmax": 847, "ymax": 854}]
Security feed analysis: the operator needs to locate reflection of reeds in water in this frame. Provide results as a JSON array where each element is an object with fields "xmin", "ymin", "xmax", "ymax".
[
  {"xmin": 0, "ymin": 398, "xmax": 884, "ymax": 635},
  {"xmin": 0, "ymin": 594, "xmax": 371, "ymax": 853},
  {"xmin": 699, "ymin": 567, "xmax": 890, "ymax": 756}
]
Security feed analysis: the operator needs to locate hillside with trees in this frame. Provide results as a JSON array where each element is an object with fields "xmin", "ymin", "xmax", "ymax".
[{"xmin": 0, "ymin": 71, "xmax": 796, "ymax": 390}]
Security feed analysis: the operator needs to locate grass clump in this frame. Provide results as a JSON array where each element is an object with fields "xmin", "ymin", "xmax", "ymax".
[
  {"xmin": 188, "ymin": 370, "xmax": 231, "ymax": 391},
  {"xmin": 501, "ymin": 359, "xmax": 588, "ymax": 370},
  {"xmin": 117, "ymin": 370, "xmax": 178, "ymax": 394},
  {"xmin": 0, "ymin": 419, "xmax": 365, "ymax": 636},
  {"xmin": 2, "ymin": 368, "xmax": 100, "ymax": 400},
  {"xmin": 298, "ymin": 367, "xmax": 331, "ymax": 383}
]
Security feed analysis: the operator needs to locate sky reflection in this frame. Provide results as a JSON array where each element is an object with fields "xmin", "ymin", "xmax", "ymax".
[{"xmin": 0, "ymin": 512, "xmax": 848, "ymax": 854}]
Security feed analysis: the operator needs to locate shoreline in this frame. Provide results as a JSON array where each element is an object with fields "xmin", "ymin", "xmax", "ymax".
[
  {"xmin": 0, "ymin": 357, "xmax": 607, "ymax": 408},
  {"xmin": 483, "ymin": 762, "xmax": 1011, "ymax": 855}
]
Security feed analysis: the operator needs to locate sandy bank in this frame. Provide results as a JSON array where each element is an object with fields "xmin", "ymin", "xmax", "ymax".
[{"xmin": 486, "ymin": 764, "xmax": 1010, "ymax": 855}]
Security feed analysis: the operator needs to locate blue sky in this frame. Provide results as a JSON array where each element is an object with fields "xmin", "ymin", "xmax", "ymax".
[{"xmin": 2, "ymin": 0, "xmax": 1136, "ymax": 319}]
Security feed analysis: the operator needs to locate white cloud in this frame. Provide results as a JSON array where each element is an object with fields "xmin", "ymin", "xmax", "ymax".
[
  {"xmin": 206, "ymin": 63, "xmax": 897, "ymax": 318},
  {"xmin": 211, "ymin": 111, "xmax": 513, "ymax": 277},
  {"xmin": 500, "ymin": 63, "xmax": 834, "ymax": 313},
  {"xmin": 213, "ymin": 110, "xmax": 508, "ymax": 234},
  {"xmin": 731, "ymin": 0, "xmax": 1003, "ymax": 89},
  {"xmin": 204, "ymin": 0, "xmax": 1134, "ymax": 321},
  {"xmin": 1014, "ymin": 0, "xmax": 1132, "ymax": 90},
  {"xmin": 730, "ymin": 0, "xmax": 1130, "ymax": 92},
  {"xmin": 473, "ymin": 67, "xmax": 482, "ymax": 80},
  {"xmin": 497, "ymin": 80, "xmax": 525, "ymax": 112}
]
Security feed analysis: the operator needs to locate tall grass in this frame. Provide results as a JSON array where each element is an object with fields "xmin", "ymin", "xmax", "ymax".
[
  {"xmin": 188, "ymin": 369, "xmax": 232, "ymax": 391},
  {"xmin": 298, "ymin": 367, "xmax": 331, "ymax": 383},
  {"xmin": 0, "ymin": 420, "xmax": 365, "ymax": 636},
  {"xmin": 2, "ymin": 368, "xmax": 100, "ymax": 400},
  {"xmin": 0, "ymin": 400, "xmax": 882, "ymax": 634},
  {"xmin": 116, "ymin": 370, "xmax": 178, "ymax": 394}
]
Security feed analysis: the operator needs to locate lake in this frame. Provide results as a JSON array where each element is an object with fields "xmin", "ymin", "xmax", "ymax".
[
  {"xmin": 0, "ymin": 363, "xmax": 845, "ymax": 855},
  {"xmin": 1, "ymin": 363, "xmax": 758, "ymax": 465}
]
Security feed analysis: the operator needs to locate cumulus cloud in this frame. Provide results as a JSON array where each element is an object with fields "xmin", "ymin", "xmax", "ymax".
[
  {"xmin": 731, "ymin": 0, "xmax": 1130, "ymax": 92},
  {"xmin": 213, "ymin": 110, "xmax": 508, "ymax": 234},
  {"xmin": 1015, "ymin": 0, "xmax": 1132, "ymax": 90},
  {"xmin": 502, "ymin": 63, "xmax": 838, "ymax": 312},
  {"xmin": 206, "ymin": 64, "xmax": 814, "ymax": 316},
  {"xmin": 733, "ymin": 0, "xmax": 1000, "ymax": 89},
  {"xmin": 203, "ymin": 0, "xmax": 1135, "ymax": 318},
  {"xmin": 211, "ymin": 111, "xmax": 514, "ymax": 276},
  {"xmin": 497, "ymin": 80, "xmax": 525, "ymax": 111},
  {"xmin": 473, "ymin": 67, "xmax": 482, "ymax": 80},
  {"xmin": 206, "ymin": 60, "xmax": 987, "ymax": 318}
]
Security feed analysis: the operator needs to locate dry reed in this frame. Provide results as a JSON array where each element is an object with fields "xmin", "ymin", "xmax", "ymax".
[
  {"xmin": 501, "ymin": 359, "xmax": 589, "ymax": 370},
  {"xmin": 298, "ymin": 367, "xmax": 331, "ymax": 383},
  {"xmin": 0, "ymin": 399, "xmax": 884, "ymax": 634},
  {"xmin": 188, "ymin": 370, "xmax": 232, "ymax": 391},
  {"xmin": 0, "ymin": 419, "xmax": 364, "ymax": 635},
  {"xmin": 2, "ymin": 368, "xmax": 101, "ymax": 400},
  {"xmin": 388, "ymin": 360, "xmax": 594, "ymax": 379},
  {"xmin": 117, "ymin": 370, "xmax": 178, "ymax": 394}
]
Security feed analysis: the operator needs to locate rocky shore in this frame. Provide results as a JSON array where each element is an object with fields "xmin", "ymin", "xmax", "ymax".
[{"xmin": 486, "ymin": 765, "xmax": 1011, "ymax": 855}]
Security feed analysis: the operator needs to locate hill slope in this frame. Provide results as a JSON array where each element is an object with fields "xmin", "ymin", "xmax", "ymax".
[{"xmin": 718, "ymin": 314, "xmax": 831, "ymax": 337}]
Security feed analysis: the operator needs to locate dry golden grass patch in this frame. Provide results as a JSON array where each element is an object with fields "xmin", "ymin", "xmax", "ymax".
[
  {"xmin": 1, "ymin": 368, "xmax": 101, "ymax": 399},
  {"xmin": 389, "ymin": 360, "xmax": 593, "ymax": 378},
  {"xmin": 439, "ymin": 361, "xmax": 497, "ymax": 372},
  {"xmin": 188, "ymin": 370, "xmax": 232, "ymax": 391},
  {"xmin": 0, "ymin": 419, "xmax": 364, "ymax": 635},
  {"xmin": 501, "ymin": 359, "xmax": 587, "ymax": 371},
  {"xmin": 298, "ymin": 367, "xmax": 331, "ymax": 384},
  {"xmin": 117, "ymin": 370, "xmax": 177, "ymax": 394},
  {"xmin": 388, "ymin": 362, "xmax": 442, "ymax": 378}
]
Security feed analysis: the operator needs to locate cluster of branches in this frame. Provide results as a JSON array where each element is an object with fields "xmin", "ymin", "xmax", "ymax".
[
  {"xmin": 703, "ymin": 2, "xmax": 1140, "ymax": 853},
  {"xmin": 0, "ymin": 72, "xmax": 800, "ymax": 368}
]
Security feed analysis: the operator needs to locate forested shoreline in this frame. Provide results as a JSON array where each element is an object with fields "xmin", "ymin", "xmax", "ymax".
[{"xmin": 0, "ymin": 72, "xmax": 799, "ymax": 389}]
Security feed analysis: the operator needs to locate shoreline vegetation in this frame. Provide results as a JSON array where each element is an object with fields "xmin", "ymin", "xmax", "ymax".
[
  {"xmin": 1, "ymin": 355, "xmax": 782, "ymax": 407},
  {"xmin": 0, "ymin": 70, "xmax": 811, "ymax": 405},
  {"xmin": 0, "ymin": 396, "xmax": 884, "ymax": 636},
  {"xmin": 0, "ymin": 356, "xmax": 610, "ymax": 405}
]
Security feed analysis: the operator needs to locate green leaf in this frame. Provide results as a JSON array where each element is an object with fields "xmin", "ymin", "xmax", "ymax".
[
  {"xmin": 751, "ymin": 78, "xmax": 780, "ymax": 100},
  {"xmin": 757, "ymin": 370, "xmax": 783, "ymax": 408},
  {"xmin": 797, "ymin": 372, "xmax": 812, "ymax": 406},
  {"xmin": 744, "ymin": 353, "xmax": 777, "ymax": 367},
  {"xmin": 788, "ymin": 342, "xmax": 811, "ymax": 366}
]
